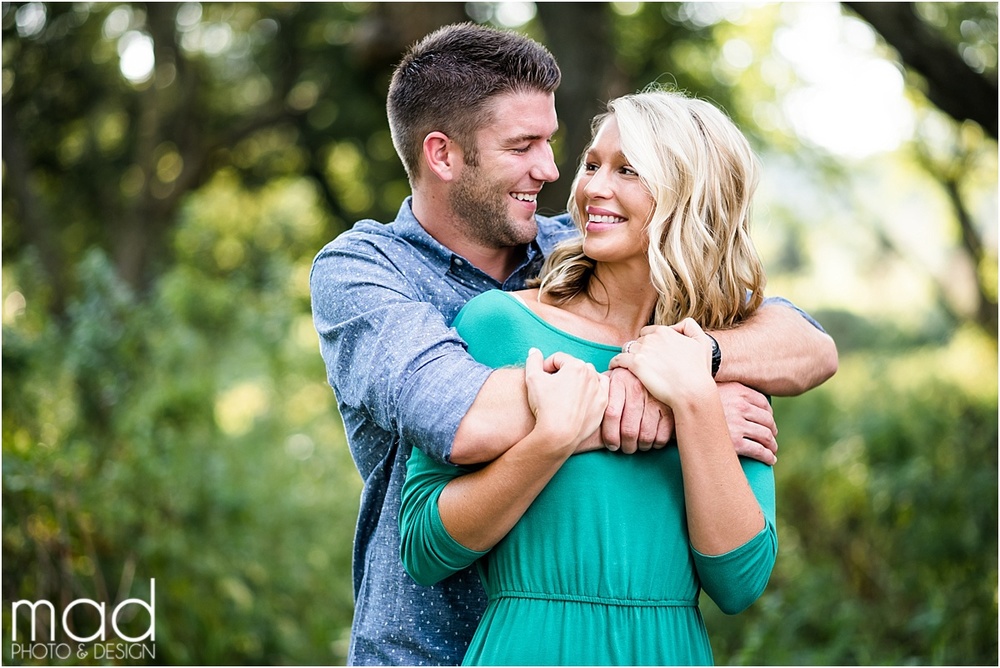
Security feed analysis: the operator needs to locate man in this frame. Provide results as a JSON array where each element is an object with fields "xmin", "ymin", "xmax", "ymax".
[{"xmin": 310, "ymin": 22, "xmax": 837, "ymax": 666}]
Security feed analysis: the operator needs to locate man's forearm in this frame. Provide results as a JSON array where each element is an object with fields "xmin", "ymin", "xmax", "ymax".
[
  {"xmin": 451, "ymin": 300, "xmax": 838, "ymax": 465},
  {"xmin": 711, "ymin": 301, "xmax": 838, "ymax": 396},
  {"xmin": 450, "ymin": 368, "xmax": 535, "ymax": 465}
]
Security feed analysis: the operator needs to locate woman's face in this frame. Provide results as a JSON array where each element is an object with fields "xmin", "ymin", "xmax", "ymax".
[{"xmin": 574, "ymin": 116, "xmax": 655, "ymax": 266}]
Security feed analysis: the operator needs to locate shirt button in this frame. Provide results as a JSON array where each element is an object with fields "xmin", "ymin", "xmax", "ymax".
[{"xmin": 453, "ymin": 258, "xmax": 464, "ymax": 266}]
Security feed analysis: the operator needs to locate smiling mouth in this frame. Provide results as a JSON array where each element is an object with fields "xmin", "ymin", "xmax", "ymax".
[
  {"xmin": 587, "ymin": 214, "xmax": 626, "ymax": 224},
  {"xmin": 511, "ymin": 192, "xmax": 537, "ymax": 203}
]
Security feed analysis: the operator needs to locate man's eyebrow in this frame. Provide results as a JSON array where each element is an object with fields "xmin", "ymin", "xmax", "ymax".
[{"xmin": 504, "ymin": 129, "xmax": 559, "ymax": 144}]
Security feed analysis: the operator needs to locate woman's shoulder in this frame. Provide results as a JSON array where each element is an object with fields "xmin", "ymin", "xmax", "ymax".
[
  {"xmin": 506, "ymin": 288, "xmax": 567, "ymax": 322},
  {"xmin": 458, "ymin": 289, "xmax": 622, "ymax": 365},
  {"xmin": 452, "ymin": 290, "xmax": 542, "ymax": 368},
  {"xmin": 509, "ymin": 289, "xmax": 624, "ymax": 348},
  {"xmin": 452, "ymin": 290, "xmax": 530, "ymax": 341},
  {"xmin": 457, "ymin": 289, "xmax": 565, "ymax": 333},
  {"xmin": 454, "ymin": 289, "xmax": 523, "ymax": 323}
]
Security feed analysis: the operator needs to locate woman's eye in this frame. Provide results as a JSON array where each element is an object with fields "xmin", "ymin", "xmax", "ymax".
[
  {"xmin": 583, "ymin": 163, "xmax": 599, "ymax": 172},
  {"xmin": 621, "ymin": 166, "xmax": 638, "ymax": 177}
]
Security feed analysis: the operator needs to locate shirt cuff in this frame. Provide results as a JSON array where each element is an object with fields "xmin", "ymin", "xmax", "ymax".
[{"xmin": 398, "ymin": 353, "xmax": 494, "ymax": 465}]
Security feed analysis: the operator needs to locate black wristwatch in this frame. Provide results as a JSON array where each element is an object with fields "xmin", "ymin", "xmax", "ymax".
[{"xmin": 707, "ymin": 334, "xmax": 722, "ymax": 377}]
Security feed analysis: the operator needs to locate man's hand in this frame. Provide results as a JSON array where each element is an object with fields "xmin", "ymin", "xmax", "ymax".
[
  {"xmin": 600, "ymin": 367, "xmax": 674, "ymax": 454},
  {"xmin": 717, "ymin": 382, "xmax": 778, "ymax": 465}
]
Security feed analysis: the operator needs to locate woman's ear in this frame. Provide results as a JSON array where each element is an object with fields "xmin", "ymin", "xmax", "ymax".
[{"xmin": 421, "ymin": 131, "xmax": 462, "ymax": 182}]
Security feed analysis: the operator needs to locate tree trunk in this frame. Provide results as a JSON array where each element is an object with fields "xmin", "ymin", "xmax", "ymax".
[{"xmin": 536, "ymin": 2, "xmax": 626, "ymax": 215}]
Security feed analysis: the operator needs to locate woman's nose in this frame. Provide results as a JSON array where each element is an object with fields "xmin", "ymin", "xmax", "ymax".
[{"xmin": 584, "ymin": 167, "xmax": 613, "ymax": 198}]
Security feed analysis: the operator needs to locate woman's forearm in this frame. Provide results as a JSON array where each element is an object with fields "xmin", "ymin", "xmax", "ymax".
[
  {"xmin": 445, "ymin": 348, "xmax": 609, "ymax": 550},
  {"xmin": 673, "ymin": 385, "xmax": 766, "ymax": 555},
  {"xmin": 438, "ymin": 425, "xmax": 573, "ymax": 552}
]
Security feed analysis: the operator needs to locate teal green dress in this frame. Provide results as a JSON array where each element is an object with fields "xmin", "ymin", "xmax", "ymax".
[{"xmin": 399, "ymin": 290, "xmax": 777, "ymax": 666}]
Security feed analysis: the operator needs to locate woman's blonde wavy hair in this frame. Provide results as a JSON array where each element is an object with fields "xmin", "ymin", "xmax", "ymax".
[{"xmin": 537, "ymin": 86, "xmax": 766, "ymax": 330}]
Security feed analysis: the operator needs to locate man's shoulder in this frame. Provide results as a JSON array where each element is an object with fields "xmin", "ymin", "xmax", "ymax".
[
  {"xmin": 312, "ymin": 216, "xmax": 422, "ymax": 273},
  {"xmin": 535, "ymin": 211, "xmax": 578, "ymax": 254},
  {"xmin": 321, "ymin": 219, "xmax": 399, "ymax": 252},
  {"xmin": 309, "ymin": 218, "xmax": 418, "ymax": 295},
  {"xmin": 536, "ymin": 211, "xmax": 575, "ymax": 233}
]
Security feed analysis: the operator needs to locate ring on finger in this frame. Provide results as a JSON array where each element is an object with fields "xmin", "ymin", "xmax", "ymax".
[{"xmin": 623, "ymin": 340, "xmax": 637, "ymax": 354}]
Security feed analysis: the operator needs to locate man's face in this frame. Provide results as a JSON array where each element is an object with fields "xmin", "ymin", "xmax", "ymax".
[{"xmin": 449, "ymin": 90, "xmax": 560, "ymax": 249}]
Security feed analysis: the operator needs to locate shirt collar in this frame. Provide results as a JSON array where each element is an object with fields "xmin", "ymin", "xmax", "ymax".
[
  {"xmin": 393, "ymin": 198, "xmax": 453, "ymax": 269},
  {"xmin": 394, "ymin": 197, "xmax": 545, "ymax": 287}
]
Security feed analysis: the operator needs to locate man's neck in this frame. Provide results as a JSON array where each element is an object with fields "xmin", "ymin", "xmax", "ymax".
[
  {"xmin": 411, "ymin": 197, "xmax": 528, "ymax": 284},
  {"xmin": 451, "ymin": 240, "xmax": 528, "ymax": 284}
]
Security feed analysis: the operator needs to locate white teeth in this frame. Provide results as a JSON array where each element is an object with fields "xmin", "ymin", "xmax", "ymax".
[
  {"xmin": 588, "ymin": 214, "xmax": 624, "ymax": 224},
  {"xmin": 512, "ymin": 193, "xmax": 537, "ymax": 202}
]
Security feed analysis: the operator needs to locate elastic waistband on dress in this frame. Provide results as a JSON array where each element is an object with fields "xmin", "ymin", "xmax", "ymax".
[{"xmin": 490, "ymin": 590, "xmax": 696, "ymax": 608}]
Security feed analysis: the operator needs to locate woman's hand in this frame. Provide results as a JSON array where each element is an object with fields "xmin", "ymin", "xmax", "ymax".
[
  {"xmin": 608, "ymin": 319, "xmax": 716, "ymax": 407},
  {"xmin": 612, "ymin": 321, "xmax": 768, "ymax": 558},
  {"xmin": 431, "ymin": 350, "xmax": 610, "ymax": 554},
  {"xmin": 525, "ymin": 348, "xmax": 609, "ymax": 453}
]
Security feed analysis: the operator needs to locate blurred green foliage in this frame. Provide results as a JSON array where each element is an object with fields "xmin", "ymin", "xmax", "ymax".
[
  {"xmin": 2, "ymin": 2, "xmax": 997, "ymax": 666},
  {"xmin": 704, "ymin": 327, "xmax": 998, "ymax": 665},
  {"xmin": 4, "ymin": 176, "xmax": 361, "ymax": 664}
]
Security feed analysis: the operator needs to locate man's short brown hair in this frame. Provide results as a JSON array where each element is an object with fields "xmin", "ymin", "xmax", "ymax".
[{"xmin": 387, "ymin": 22, "xmax": 561, "ymax": 183}]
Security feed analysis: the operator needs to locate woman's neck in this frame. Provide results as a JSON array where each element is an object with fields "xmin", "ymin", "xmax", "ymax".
[{"xmin": 556, "ymin": 260, "xmax": 660, "ymax": 341}]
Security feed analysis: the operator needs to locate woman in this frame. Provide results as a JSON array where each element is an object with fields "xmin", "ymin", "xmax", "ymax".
[{"xmin": 399, "ymin": 87, "xmax": 777, "ymax": 666}]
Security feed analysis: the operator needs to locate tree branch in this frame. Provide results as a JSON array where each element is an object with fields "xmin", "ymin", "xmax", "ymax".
[{"xmin": 844, "ymin": 2, "xmax": 998, "ymax": 139}]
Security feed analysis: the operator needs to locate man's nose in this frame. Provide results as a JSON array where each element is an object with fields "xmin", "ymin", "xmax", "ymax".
[{"xmin": 532, "ymin": 144, "xmax": 560, "ymax": 183}]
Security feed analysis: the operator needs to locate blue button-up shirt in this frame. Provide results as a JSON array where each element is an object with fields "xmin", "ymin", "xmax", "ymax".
[{"xmin": 310, "ymin": 198, "xmax": 578, "ymax": 665}]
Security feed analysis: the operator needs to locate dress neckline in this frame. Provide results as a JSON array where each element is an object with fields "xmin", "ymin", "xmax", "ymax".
[{"xmin": 496, "ymin": 291, "xmax": 624, "ymax": 353}]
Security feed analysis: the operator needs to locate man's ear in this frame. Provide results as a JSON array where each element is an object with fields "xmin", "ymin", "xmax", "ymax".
[{"xmin": 421, "ymin": 131, "xmax": 462, "ymax": 182}]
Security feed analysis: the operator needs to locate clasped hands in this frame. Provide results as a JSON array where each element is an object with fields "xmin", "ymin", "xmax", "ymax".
[{"xmin": 525, "ymin": 321, "xmax": 779, "ymax": 466}]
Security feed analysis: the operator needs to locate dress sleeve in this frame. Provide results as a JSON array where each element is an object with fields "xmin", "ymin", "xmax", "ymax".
[
  {"xmin": 309, "ymin": 235, "xmax": 492, "ymax": 464},
  {"xmin": 690, "ymin": 458, "xmax": 778, "ymax": 614},
  {"xmin": 399, "ymin": 447, "xmax": 488, "ymax": 586}
]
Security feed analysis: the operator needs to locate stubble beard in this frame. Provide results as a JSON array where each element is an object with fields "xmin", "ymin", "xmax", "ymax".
[{"xmin": 449, "ymin": 165, "xmax": 537, "ymax": 249}]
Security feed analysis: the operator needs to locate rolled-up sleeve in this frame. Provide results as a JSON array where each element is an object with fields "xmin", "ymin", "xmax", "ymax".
[
  {"xmin": 399, "ymin": 447, "xmax": 488, "ymax": 585},
  {"xmin": 762, "ymin": 295, "xmax": 826, "ymax": 332},
  {"xmin": 691, "ymin": 458, "xmax": 777, "ymax": 614},
  {"xmin": 309, "ymin": 235, "xmax": 492, "ymax": 464}
]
